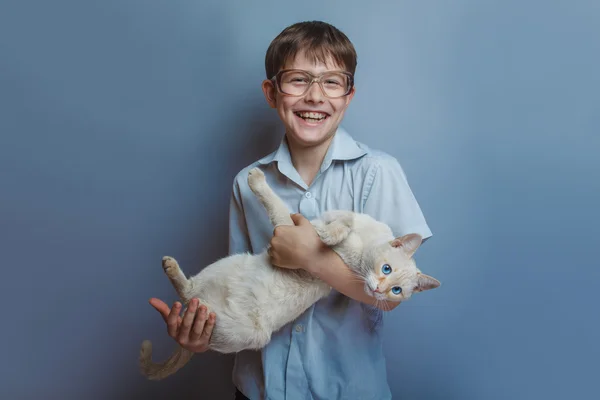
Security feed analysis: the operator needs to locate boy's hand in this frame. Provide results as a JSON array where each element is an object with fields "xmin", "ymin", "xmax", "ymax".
[
  {"xmin": 149, "ymin": 297, "xmax": 216, "ymax": 353},
  {"xmin": 268, "ymin": 213, "xmax": 325, "ymax": 271}
]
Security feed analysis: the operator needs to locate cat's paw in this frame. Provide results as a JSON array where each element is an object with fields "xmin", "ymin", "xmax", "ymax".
[
  {"xmin": 321, "ymin": 210, "xmax": 354, "ymax": 229},
  {"xmin": 161, "ymin": 256, "xmax": 179, "ymax": 273},
  {"xmin": 248, "ymin": 167, "xmax": 266, "ymax": 191}
]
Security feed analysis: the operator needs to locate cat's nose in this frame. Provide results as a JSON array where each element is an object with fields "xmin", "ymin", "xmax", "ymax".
[{"xmin": 374, "ymin": 287, "xmax": 381, "ymax": 293}]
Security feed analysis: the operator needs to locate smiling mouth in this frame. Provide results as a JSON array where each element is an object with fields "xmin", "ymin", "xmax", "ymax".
[{"xmin": 294, "ymin": 111, "xmax": 329, "ymax": 123}]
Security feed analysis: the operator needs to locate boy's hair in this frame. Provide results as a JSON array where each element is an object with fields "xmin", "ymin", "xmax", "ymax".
[{"xmin": 265, "ymin": 21, "xmax": 357, "ymax": 79}]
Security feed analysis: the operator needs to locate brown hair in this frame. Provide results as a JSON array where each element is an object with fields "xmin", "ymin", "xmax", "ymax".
[{"xmin": 265, "ymin": 21, "xmax": 357, "ymax": 79}]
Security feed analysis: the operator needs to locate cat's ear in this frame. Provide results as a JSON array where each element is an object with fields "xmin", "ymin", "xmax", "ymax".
[
  {"xmin": 390, "ymin": 233, "xmax": 422, "ymax": 257},
  {"xmin": 414, "ymin": 273, "xmax": 441, "ymax": 292}
]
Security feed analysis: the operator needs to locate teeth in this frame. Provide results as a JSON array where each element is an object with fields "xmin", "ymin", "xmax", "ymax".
[{"xmin": 296, "ymin": 112, "xmax": 327, "ymax": 120}]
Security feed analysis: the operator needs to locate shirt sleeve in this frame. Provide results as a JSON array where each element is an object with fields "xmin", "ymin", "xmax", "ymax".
[
  {"xmin": 228, "ymin": 178, "xmax": 252, "ymax": 255},
  {"xmin": 362, "ymin": 155, "xmax": 432, "ymax": 241}
]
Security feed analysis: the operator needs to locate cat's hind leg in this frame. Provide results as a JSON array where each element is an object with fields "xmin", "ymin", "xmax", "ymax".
[
  {"xmin": 162, "ymin": 256, "xmax": 194, "ymax": 303},
  {"xmin": 248, "ymin": 167, "xmax": 294, "ymax": 227}
]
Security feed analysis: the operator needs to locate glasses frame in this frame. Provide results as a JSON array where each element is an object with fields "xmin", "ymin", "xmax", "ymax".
[{"xmin": 270, "ymin": 69, "xmax": 355, "ymax": 99}]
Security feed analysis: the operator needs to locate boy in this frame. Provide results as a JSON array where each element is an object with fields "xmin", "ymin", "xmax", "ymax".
[{"xmin": 150, "ymin": 21, "xmax": 432, "ymax": 399}]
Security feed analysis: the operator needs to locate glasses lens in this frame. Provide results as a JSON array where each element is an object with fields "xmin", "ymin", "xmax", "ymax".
[
  {"xmin": 278, "ymin": 71, "xmax": 351, "ymax": 97},
  {"xmin": 319, "ymin": 72, "xmax": 351, "ymax": 97},
  {"xmin": 279, "ymin": 71, "xmax": 311, "ymax": 96}
]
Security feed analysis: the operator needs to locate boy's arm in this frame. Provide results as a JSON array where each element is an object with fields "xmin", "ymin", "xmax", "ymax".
[
  {"xmin": 270, "ymin": 214, "xmax": 399, "ymax": 311},
  {"xmin": 311, "ymin": 249, "xmax": 399, "ymax": 311}
]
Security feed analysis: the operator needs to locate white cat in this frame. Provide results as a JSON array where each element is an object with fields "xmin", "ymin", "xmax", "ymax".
[{"xmin": 139, "ymin": 167, "xmax": 440, "ymax": 380}]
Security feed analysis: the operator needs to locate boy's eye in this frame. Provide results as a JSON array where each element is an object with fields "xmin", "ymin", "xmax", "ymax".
[
  {"xmin": 288, "ymin": 78, "xmax": 308, "ymax": 84},
  {"xmin": 391, "ymin": 286, "xmax": 402, "ymax": 295},
  {"xmin": 381, "ymin": 264, "xmax": 392, "ymax": 275}
]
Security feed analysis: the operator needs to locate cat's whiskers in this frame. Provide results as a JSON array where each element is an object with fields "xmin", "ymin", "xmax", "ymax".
[
  {"xmin": 380, "ymin": 300, "xmax": 391, "ymax": 312},
  {"xmin": 369, "ymin": 296, "xmax": 379, "ymax": 308},
  {"xmin": 372, "ymin": 296, "xmax": 394, "ymax": 313},
  {"xmin": 349, "ymin": 277, "xmax": 367, "ymax": 284}
]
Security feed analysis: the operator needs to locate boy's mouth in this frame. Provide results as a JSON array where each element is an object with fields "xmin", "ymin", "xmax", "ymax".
[{"xmin": 294, "ymin": 111, "xmax": 329, "ymax": 123}]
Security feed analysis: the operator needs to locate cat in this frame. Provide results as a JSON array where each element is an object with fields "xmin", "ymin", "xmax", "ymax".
[{"xmin": 139, "ymin": 167, "xmax": 440, "ymax": 380}]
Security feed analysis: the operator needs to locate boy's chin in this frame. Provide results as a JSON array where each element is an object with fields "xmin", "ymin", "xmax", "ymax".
[{"xmin": 287, "ymin": 126, "xmax": 336, "ymax": 148}]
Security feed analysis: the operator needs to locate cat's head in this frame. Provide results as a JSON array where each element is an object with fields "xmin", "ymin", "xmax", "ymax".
[{"xmin": 362, "ymin": 233, "xmax": 440, "ymax": 303}]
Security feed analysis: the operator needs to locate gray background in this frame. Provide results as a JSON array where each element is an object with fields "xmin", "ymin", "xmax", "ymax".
[{"xmin": 1, "ymin": 0, "xmax": 598, "ymax": 399}]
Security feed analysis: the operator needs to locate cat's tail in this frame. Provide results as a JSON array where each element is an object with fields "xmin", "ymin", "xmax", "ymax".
[{"xmin": 139, "ymin": 340, "xmax": 194, "ymax": 380}]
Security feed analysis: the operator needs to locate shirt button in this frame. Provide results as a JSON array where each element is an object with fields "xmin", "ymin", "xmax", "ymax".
[
  {"xmin": 305, "ymin": 192, "xmax": 312, "ymax": 198},
  {"xmin": 295, "ymin": 324, "xmax": 303, "ymax": 332}
]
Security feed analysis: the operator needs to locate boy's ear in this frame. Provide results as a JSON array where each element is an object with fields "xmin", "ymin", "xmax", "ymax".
[
  {"xmin": 346, "ymin": 85, "xmax": 356, "ymax": 104},
  {"xmin": 262, "ymin": 80, "xmax": 277, "ymax": 108},
  {"xmin": 340, "ymin": 85, "xmax": 356, "ymax": 108}
]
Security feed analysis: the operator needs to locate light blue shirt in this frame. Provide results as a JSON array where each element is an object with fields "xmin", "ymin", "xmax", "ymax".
[{"xmin": 228, "ymin": 127, "xmax": 432, "ymax": 400}]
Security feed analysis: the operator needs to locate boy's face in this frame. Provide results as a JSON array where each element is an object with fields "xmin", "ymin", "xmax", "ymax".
[{"xmin": 262, "ymin": 51, "xmax": 355, "ymax": 150}]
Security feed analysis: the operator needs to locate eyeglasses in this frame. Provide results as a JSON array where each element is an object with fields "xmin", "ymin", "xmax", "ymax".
[{"xmin": 271, "ymin": 69, "xmax": 354, "ymax": 98}]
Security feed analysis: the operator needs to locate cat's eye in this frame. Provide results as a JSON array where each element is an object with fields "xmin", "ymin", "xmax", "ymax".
[
  {"xmin": 381, "ymin": 264, "xmax": 392, "ymax": 275},
  {"xmin": 391, "ymin": 286, "xmax": 402, "ymax": 295}
]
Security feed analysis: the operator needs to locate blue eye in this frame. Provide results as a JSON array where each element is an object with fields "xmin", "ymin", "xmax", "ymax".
[
  {"xmin": 392, "ymin": 286, "xmax": 402, "ymax": 295},
  {"xmin": 381, "ymin": 264, "xmax": 392, "ymax": 275}
]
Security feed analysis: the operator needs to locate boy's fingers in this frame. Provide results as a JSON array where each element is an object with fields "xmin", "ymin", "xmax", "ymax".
[
  {"xmin": 290, "ymin": 213, "xmax": 308, "ymax": 226},
  {"xmin": 190, "ymin": 306, "xmax": 208, "ymax": 341},
  {"xmin": 149, "ymin": 298, "xmax": 171, "ymax": 322},
  {"xmin": 178, "ymin": 299, "xmax": 198, "ymax": 341},
  {"xmin": 166, "ymin": 302, "xmax": 181, "ymax": 338},
  {"xmin": 202, "ymin": 313, "xmax": 216, "ymax": 341}
]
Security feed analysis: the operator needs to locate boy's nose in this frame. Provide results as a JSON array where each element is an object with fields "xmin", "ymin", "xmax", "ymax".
[{"xmin": 304, "ymin": 82, "xmax": 324, "ymax": 103}]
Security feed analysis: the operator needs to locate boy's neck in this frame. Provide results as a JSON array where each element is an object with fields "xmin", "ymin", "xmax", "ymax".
[{"xmin": 286, "ymin": 134, "xmax": 334, "ymax": 187}]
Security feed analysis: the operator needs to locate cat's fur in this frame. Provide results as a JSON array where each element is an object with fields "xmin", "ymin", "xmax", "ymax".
[{"xmin": 139, "ymin": 167, "xmax": 440, "ymax": 380}]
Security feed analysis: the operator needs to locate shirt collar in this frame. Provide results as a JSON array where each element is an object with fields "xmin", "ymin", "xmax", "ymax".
[
  {"xmin": 321, "ymin": 126, "xmax": 368, "ymax": 170},
  {"xmin": 258, "ymin": 126, "xmax": 367, "ymax": 167},
  {"xmin": 257, "ymin": 126, "xmax": 367, "ymax": 189}
]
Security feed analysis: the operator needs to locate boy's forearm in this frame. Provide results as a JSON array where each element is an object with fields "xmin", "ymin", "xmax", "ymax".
[{"xmin": 306, "ymin": 248, "xmax": 399, "ymax": 311}]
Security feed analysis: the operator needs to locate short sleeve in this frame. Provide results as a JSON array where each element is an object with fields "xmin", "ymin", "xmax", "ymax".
[
  {"xmin": 228, "ymin": 178, "xmax": 252, "ymax": 255},
  {"xmin": 362, "ymin": 156, "xmax": 432, "ymax": 241}
]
